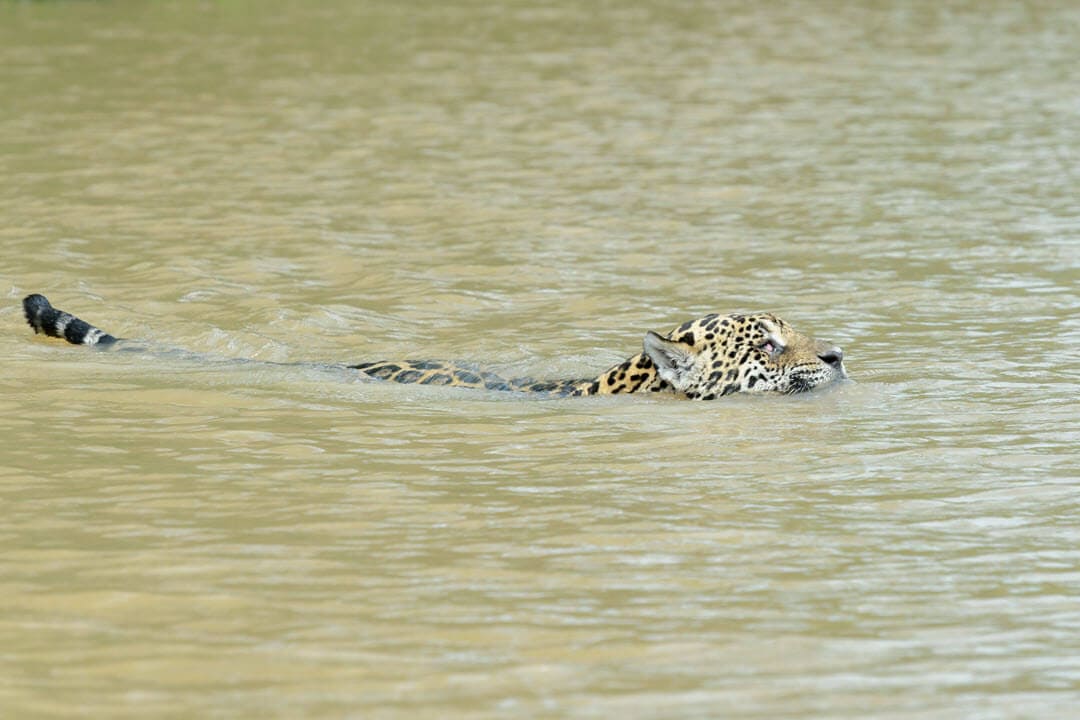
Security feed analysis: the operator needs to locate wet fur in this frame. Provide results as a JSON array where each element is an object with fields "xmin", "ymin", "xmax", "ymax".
[{"xmin": 22, "ymin": 294, "xmax": 846, "ymax": 399}]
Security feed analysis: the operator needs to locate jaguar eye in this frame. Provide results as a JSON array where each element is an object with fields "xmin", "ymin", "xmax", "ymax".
[{"xmin": 759, "ymin": 339, "xmax": 784, "ymax": 355}]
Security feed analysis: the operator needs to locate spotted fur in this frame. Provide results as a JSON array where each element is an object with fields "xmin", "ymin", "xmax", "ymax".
[
  {"xmin": 22, "ymin": 294, "xmax": 846, "ymax": 399},
  {"xmin": 350, "ymin": 313, "xmax": 845, "ymax": 398}
]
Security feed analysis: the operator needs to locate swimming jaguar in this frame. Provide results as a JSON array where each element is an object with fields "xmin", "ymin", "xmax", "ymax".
[{"xmin": 22, "ymin": 293, "xmax": 847, "ymax": 399}]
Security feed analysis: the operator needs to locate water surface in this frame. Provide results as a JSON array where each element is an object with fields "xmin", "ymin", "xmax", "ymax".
[{"xmin": 2, "ymin": 1, "xmax": 1078, "ymax": 717}]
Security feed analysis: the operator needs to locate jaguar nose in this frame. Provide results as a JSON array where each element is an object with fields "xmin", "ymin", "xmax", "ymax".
[{"xmin": 818, "ymin": 347, "xmax": 844, "ymax": 370}]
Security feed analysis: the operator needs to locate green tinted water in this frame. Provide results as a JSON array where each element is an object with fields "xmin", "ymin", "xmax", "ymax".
[{"xmin": 2, "ymin": 2, "xmax": 1078, "ymax": 717}]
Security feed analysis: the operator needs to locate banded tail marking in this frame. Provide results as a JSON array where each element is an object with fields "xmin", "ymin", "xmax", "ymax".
[{"xmin": 23, "ymin": 294, "xmax": 118, "ymax": 346}]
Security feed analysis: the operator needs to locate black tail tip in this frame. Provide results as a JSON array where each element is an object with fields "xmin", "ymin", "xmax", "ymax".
[
  {"xmin": 23, "ymin": 293, "xmax": 53, "ymax": 330},
  {"xmin": 21, "ymin": 292, "xmax": 117, "ymax": 346}
]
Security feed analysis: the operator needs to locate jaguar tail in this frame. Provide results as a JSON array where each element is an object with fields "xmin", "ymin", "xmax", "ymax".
[{"xmin": 23, "ymin": 294, "xmax": 118, "ymax": 346}]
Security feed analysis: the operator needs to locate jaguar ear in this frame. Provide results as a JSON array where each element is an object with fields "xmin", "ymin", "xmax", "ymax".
[{"xmin": 643, "ymin": 331, "xmax": 694, "ymax": 389}]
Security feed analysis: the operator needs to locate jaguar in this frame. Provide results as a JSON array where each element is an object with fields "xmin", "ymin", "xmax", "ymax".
[{"xmin": 22, "ymin": 293, "xmax": 846, "ymax": 399}]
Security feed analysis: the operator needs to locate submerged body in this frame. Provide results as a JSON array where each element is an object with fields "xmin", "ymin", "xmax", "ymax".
[{"xmin": 23, "ymin": 294, "xmax": 847, "ymax": 399}]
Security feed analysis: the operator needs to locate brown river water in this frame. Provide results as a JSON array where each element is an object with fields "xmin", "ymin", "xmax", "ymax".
[{"xmin": 1, "ymin": 2, "xmax": 1078, "ymax": 718}]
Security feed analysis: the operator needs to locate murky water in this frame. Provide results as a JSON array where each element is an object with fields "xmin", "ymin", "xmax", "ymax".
[{"xmin": 2, "ymin": 1, "xmax": 1078, "ymax": 717}]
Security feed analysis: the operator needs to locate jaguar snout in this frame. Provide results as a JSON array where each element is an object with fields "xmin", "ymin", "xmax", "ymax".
[
  {"xmin": 817, "ymin": 347, "xmax": 843, "ymax": 369},
  {"xmin": 818, "ymin": 346, "xmax": 846, "ymax": 379}
]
